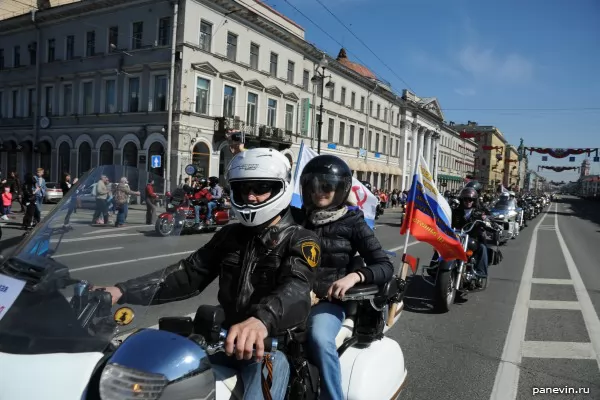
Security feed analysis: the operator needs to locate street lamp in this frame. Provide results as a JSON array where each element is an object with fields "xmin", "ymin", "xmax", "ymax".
[{"xmin": 311, "ymin": 55, "xmax": 334, "ymax": 154}]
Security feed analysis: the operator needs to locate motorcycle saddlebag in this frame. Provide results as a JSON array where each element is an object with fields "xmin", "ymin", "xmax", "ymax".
[{"xmin": 487, "ymin": 247, "xmax": 503, "ymax": 265}]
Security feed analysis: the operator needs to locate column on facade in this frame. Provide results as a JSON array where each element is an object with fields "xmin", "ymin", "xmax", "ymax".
[
  {"xmin": 417, "ymin": 126, "xmax": 425, "ymax": 158},
  {"xmin": 433, "ymin": 136, "xmax": 440, "ymax": 182},
  {"xmin": 424, "ymin": 130, "xmax": 431, "ymax": 166},
  {"xmin": 426, "ymin": 131, "xmax": 434, "ymax": 168}
]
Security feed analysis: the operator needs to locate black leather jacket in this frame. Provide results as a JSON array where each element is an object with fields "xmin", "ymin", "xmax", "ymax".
[
  {"xmin": 302, "ymin": 208, "xmax": 393, "ymax": 298},
  {"xmin": 115, "ymin": 209, "xmax": 319, "ymax": 336},
  {"xmin": 451, "ymin": 205, "xmax": 486, "ymax": 243}
]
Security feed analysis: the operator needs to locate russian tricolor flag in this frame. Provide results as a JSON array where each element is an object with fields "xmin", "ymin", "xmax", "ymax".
[{"xmin": 400, "ymin": 154, "xmax": 467, "ymax": 262}]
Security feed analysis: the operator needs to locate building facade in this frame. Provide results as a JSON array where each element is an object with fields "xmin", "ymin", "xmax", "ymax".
[
  {"xmin": 503, "ymin": 145, "xmax": 520, "ymax": 189},
  {"xmin": 0, "ymin": 0, "xmax": 458, "ymax": 192},
  {"xmin": 435, "ymin": 122, "xmax": 477, "ymax": 192}
]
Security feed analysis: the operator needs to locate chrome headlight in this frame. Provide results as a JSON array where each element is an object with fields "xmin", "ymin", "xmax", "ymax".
[{"xmin": 100, "ymin": 364, "xmax": 168, "ymax": 400}]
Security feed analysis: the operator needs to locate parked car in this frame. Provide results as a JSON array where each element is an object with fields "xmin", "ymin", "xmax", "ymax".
[{"xmin": 44, "ymin": 182, "xmax": 63, "ymax": 203}]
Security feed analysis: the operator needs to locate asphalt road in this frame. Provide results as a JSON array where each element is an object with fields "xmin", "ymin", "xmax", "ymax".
[{"xmin": 1, "ymin": 198, "xmax": 599, "ymax": 399}]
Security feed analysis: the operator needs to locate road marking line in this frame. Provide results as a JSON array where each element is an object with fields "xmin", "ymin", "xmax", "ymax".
[
  {"xmin": 84, "ymin": 225, "xmax": 151, "ymax": 235},
  {"xmin": 489, "ymin": 203, "xmax": 554, "ymax": 400},
  {"xmin": 54, "ymin": 247, "xmax": 124, "ymax": 258},
  {"xmin": 387, "ymin": 241, "xmax": 418, "ymax": 253},
  {"xmin": 554, "ymin": 205, "xmax": 600, "ymax": 371},
  {"xmin": 531, "ymin": 278, "xmax": 573, "ymax": 285},
  {"xmin": 529, "ymin": 300, "xmax": 581, "ymax": 310},
  {"xmin": 51, "ymin": 233, "xmax": 141, "ymax": 243},
  {"xmin": 522, "ymin": 341, "xmax": 596, "ymax": 360},
  {"xmin": 70, "ymin": 250, "xmax": 195, "ymax": 272}
]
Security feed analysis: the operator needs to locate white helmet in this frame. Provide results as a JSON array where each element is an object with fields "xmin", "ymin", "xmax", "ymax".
[
  {"xmin": 509, "ymin": 191, "xmax": 516, "ymax": 198},
  {"xmin": 227, "ymin": 147, "xmax": 293, "ymax": 227}
]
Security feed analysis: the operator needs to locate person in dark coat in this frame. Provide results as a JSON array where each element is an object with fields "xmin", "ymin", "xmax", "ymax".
[{"xmin": 298, "ymin": 154, "xmax": 394, "ymax": 400}]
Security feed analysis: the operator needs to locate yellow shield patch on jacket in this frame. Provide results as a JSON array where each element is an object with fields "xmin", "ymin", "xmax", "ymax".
[{"xmin": 301, "ymin": 241, "xmax": 321, "ymax": 268}]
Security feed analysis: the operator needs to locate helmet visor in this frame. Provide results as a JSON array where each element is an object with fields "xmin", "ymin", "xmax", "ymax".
[
  {"xmin": 230, "ymin": 180, "xmax": 283, "ymax": 206},
  {"xmin": 300, "ymin": 173, "xmax": 351, "ymax": 210}
]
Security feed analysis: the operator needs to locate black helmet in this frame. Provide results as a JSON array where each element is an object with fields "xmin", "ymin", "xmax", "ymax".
[
  {"xmin": 198, "ymin": 178, "xmax": 208, "ymax": 187},
  {"xmin": 465, "ymin": 180, "xmax": 483, "ymax": 193},
  {"xmin": 360, "ymin": 180, "xmax": 372, "ymax": 192},
  {"xmin": 208, "ymin": 176, "xmax": 219, "ymax": 186},
  {"xmin": 459, "ymin": 187, "xmax": 479, "ymax": 200},
  {"xmin": 300, "ymin": 155, "xmax": 352, "ymax": 211}
]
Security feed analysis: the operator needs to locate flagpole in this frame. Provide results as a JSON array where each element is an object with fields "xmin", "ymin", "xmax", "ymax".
[{"xmin": 401, "ymin": 154, "xmax": 419, "ymax": 253}]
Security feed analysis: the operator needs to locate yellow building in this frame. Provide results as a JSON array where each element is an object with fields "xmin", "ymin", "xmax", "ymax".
[
  {"xmin": 503, "ymin": 145, "xmax": 520, "ymax": 189},
  {"xmin": 454, "ymin": 122, "xmax": 507, "ymax": 191}
]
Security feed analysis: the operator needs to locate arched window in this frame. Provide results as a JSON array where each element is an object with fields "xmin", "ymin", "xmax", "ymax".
[
  {"xmin": 122, "ymin": 142, "xmax": 138, "ymax": 167},
  {"xmin": 78, "ymin": 142, "xmax": 92, "ymax": 176},
  {"xmin": 99, "ymin": 142, "xmax": 114, "ymax": 166},
  {"xmin": 58, "ymin": 142, "xmax": 71, "ymax": 176},
  {"xmin": 38, "ymin": 141, "xmax": 52, "ymax": 177},
  {"xmin": 192, "ymin": 142, "xmax": 210, "ymax": 177}
]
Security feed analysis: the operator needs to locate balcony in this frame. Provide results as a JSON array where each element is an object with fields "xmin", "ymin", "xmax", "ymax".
[{"xmin": 214, "ymin": 117, "xmax": 293, "ymax": 150}]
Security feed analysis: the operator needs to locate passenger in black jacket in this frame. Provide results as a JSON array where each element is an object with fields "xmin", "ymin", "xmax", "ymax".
[
  {"xmin": 98, "ymin": 148, "xmax": 319, "ymax": 400},
  {"xmin": 298, "ymin": 155, "xmax": 393, "ymax": 400}
]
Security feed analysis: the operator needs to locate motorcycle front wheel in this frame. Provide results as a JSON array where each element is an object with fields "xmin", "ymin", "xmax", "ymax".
[
  {"xmin": 155, "ymin": 217, "xmax": 175, "ymax": 237},
  {"xmin": 435, "ymin": 264, "xmax": 456, "ymax": 312}
]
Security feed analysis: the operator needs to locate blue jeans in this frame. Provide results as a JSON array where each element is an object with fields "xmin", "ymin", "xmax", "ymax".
[
  {"xmin": 476, "ymin": 243, "xmax": 489, "ymax": 277},
  {"xmin": 116, "ymin": 203, "xmax": 128, "ymax": 226},
  {"xmin": 209, "ymin": 351, "xmax": 290, "ymax": 400},
  {"xmin": 307, "ymin": 302, "xmax": 345, "ymax": 400},
  {"xmin": 207, "ymin": 200, "xmax": 217, "ymax": 220}
]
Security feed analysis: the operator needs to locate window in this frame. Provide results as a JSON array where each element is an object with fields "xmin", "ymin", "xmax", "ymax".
[
  {"xmin": 29, "ymin": 42, "xmax": 37, "ymax": 65},
  {"xmin": 267, "ymin": 98, "xmax": 277, "ymax": 127},
  {"xmin": 11, "ymin": 90, "xmax": 19, "ymax": 117},
  {"xmin": 199, "ymin": 20, "xmax": 212, "ymax": 51},
  {"xmin": 246, "ymin": 92, "xmax": 257, "ymax": 125},
  {"xmin": 360, "ymin": 96, "xmax": 365, "ymax": 112},
  {"xmin": 66, "ymin": 36, "xmax": 74, "ymax": 60},
  {"xmin": 369, "ymin": 100, "xmax": 373, "ymax": 116},
  {"xmin": 359, "ymin": 128, "xmax": 364, "ymax": 148},
  {"xmin": 328, "ymin": 83, "xmax": 335, "ymax": 100},
  {"xmin": 13, "ymin": 46, "xmax": 20, "ymax": 67},
  {"xmin": 153, "ymin": 75, "xmax": 168, "ymax": 111},
  {"xmin": 339, "ymin": 122, "xmax": 345, "ymax": 144},
  {"xmin": 86, "ymin": 31, "xmax": 95, "ymax": 56},
  {"xmin": 349, "ymin": 125, "xmax": 355, "ymax": 147},
  {"xmin": 0, "ymin": 92, "xmax": 3, "ymax": 117},
  {"xmin": 285, "ymin": 104, "xmax": 294, "ymax": 132},
  {"xmin": 44, "ymin": 86, "xmax": 53, "ymax": 116},
  {"xmin": 377, "ymin": 104, "xmax": 381, "ymax": 119},
  {"xmin": 47, "ymin": 39, "xmax": 55, "ymax": 62},
  {"xmin": 383, "ymin": 136, "xmax": 387, "ymax": 154},
  {"xmin": 327, "ymin": 118, "xmax": 334, "ymax": 142},
  {"xmin": 108, "ymin": 26, "xmax": 118, "ymax": 52},
  {"xmin": 223, "ymin": 85, "xmax": 236, "ymax": 118},
  {"xmin": 287, "ymin": 61, "xmax": 294, "ymax": 84},
  {"xmin": 375, "ymin": 133, "xmax": 380, "ymax": 152},
  {"xmin": 368, "ymin": 130, "xmax": 372, "ymax": 150},
  {"xmin": 82, "ymin": 82, "xmax": 93, "ymax": 114},
  {"xmin": 0, "ymin": 49, "xmax": 4, "ymax": 70},
  {"xmin": 27, "ymin": 88, "xmax": 35, "ymax": 117},
  {"xmin": 226, "ymin": 32, "xmax": 237, "ymax": 61},
  {"xmin": 303, "ymin": 69, "xmax": 309, "ymax": 91},
  {"xmin": 63, "ymin": 84, "xmax": 72, "ymax": 116},
  {"xmin": 250, "ymin": 43, "xmax": 259, "ymax": 69},
  {"xmin": 340, "ymin": 87, "xmax": 346, "ymax": 105},
  {"xmin": 351, "ymin": 92, "xmax": 356, "ymax": 109},
  {"xmin": 132, "ymin": 22, "xmax": 143, "ymax": 49},
  {"xmin": 104, "ymin": 80, "xmax": 116, "ymax": 113},
  {"xmin": 384, "ymin": 107, "xmax": 387, "ymax": 122},
  {"xmin": 158, "ymin": 17, "xmax": 171, "ymax": 46},
  {"xmin": 269, "ymin": 52, "xmax": 278, "ymax": 76},
  {"xmin": 127, "ymin": 77, "xmax": 140, "ymax": 112},
  {"xmin": 195, "ymin": 77, "xmax": 209, "ymax": 115}
]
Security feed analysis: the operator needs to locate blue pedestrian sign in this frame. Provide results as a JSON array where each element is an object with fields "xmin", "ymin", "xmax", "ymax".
[{"xmin": 151, "ymin": 155, "xmax": 161, "ymax": 168}]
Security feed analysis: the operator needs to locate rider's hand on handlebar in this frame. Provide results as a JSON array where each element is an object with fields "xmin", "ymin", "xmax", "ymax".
[
  {"xmin": 226, "ymin": 317, "xmax": 269, "ymax": 362},
  {"xmin": 327, "ymin": 273, "xmax": 362, "ymax": 301},
  {"xmin": 91, "ymin": 286, "xmax": 123, "ymax": 305}
]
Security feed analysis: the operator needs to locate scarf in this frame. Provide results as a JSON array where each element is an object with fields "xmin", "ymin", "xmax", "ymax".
[{"xmin": 309, "ymin": 206, "xmax": 348, "ymax": 226}]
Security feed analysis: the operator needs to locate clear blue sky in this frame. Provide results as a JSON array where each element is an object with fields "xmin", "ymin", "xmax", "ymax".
[{"xmin": 267, "ymin": 0, "xmax": 600, "ymax": 182}]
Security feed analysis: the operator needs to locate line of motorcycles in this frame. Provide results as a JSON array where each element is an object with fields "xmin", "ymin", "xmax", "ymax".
[{"xmin": 426, "ymin": 193, "xmax": 552, "ymax": 312}]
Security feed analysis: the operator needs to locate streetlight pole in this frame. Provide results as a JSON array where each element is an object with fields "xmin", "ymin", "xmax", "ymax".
[{"xmin": 311, "ymin": 56, "xmax": 333, "ymax": 154}]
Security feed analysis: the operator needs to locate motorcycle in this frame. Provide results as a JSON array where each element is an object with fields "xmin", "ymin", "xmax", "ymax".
[
  {"xmin": 425, "ymin": 218, "xmax": 502, "ymax": 312},
  {"xmin": 0, "ymin": 164, "xmax": 409, "ymax": 400},
  {"xmin": 488, "ymin": 197, "xmax": 520, "ymax": 243},
  {"xmin": 155, "ymin": 189, "xmax": 230, "ymax": 236}
]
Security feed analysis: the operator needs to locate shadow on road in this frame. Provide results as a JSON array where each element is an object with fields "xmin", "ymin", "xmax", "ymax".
[
  {"xmin": 403, "ymin": 274, "xmax": 438, "ymax": 314},
  {"xmin": 552, "ymin": 197, "xmax": 600, "ymax": 229}
]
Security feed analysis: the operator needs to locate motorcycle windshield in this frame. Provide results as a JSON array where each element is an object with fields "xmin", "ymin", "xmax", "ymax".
[
  {"xmin": 491, "ymin": 199, "xmax": 516, "ymax": 211},
  {"xmin": 0, "ymin": 165, "xmax": 180, "ymax": 355}
]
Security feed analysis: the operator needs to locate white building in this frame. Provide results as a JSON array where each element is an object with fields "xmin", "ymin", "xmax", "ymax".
[{"xmin": 0, "ymin": 0, "xmax": 467, "ymax": 192}]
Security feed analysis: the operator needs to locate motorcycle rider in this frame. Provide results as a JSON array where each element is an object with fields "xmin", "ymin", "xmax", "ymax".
[
  {"xmin": 206, "ymin": 176, "xmax": 223, "ymax": 224},
  {"xmin": 453, "ymin": 187, "xmax": 489, "ymax": 281},
  {"xmin": 98, "ymin": 148, "xmax": 319, "ymax": 400},
  {"xmin": 192, "ymin": 178, "xmax": 213, "ymax": 229},
  {"xmin": 299, "ymin": 155, "xmax": 394, "ymax": 400}
]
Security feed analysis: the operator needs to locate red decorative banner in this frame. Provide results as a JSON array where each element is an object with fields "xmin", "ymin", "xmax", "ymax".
[
  {"xmin": 525, "ymin": 147, "xmax": 598, "ymax": 158},
  {"xmin": 537, "ymin": 166, "xmax": 579, "ymax": 172}
]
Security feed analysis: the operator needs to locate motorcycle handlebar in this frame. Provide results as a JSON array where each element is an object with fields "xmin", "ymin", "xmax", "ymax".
[{"xmin": 217, "ymin": 329, "xmax": 281, "ymax": 353}]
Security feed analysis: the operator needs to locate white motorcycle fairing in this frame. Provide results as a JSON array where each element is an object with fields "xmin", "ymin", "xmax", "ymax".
[{"xmin": 0, "ymin": 351, "xmax": 104, "ymax": 400}]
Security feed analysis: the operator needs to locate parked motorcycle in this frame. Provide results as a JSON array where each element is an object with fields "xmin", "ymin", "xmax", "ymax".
[
  {"xmin": 154, "ymin": 189, "xmax": 229, "ymax": 236},
  {"xmin": 426, "ymin": 219, "xmax": 502, "ymax": 312}
]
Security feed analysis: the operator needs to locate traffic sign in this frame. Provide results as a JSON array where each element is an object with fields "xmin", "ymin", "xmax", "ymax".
[{"xmin": 151, "ymin": 155, "xmax": 161, "ymax": 168}]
